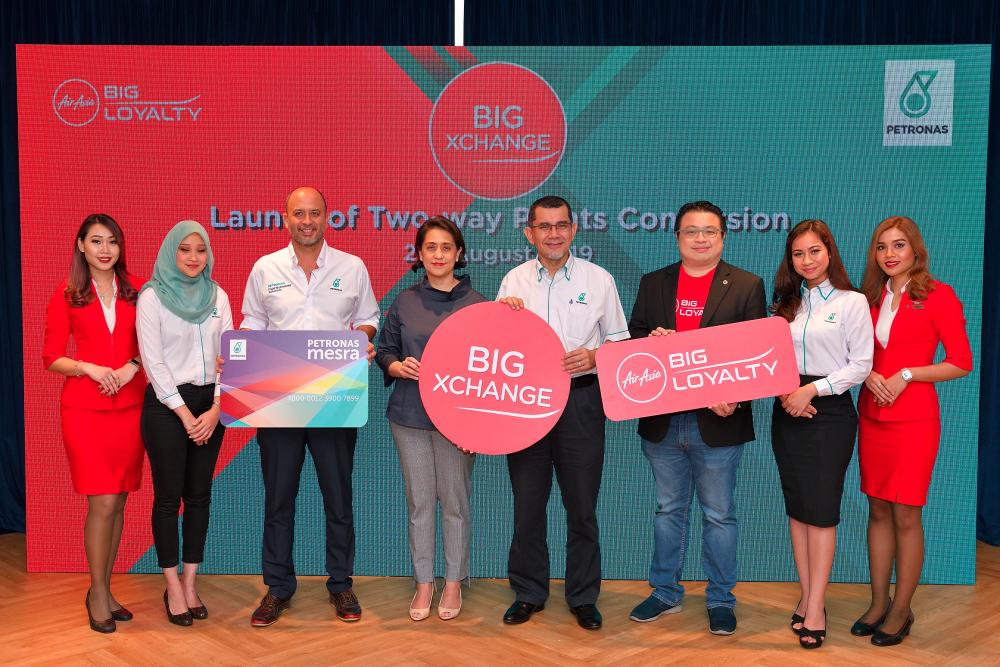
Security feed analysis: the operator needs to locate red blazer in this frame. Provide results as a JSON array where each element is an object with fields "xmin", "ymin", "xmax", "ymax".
[
  {"xmin": 42, "ymin": 276, "xmax": 147, "ymax": 410},
  {"xmin": 858, "ymin": 281, "xmax": 972, "ymax": 422}
]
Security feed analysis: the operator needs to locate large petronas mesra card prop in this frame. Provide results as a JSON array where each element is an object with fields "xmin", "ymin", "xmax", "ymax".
[{"xmin": 219, "ymin": 330, "xmax": 369, "ymax": 428}]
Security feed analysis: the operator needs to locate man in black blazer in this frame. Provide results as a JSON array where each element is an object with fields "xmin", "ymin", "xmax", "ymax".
[{"xmin": 626, "ymin": 201, "xmax": 766, "ymax": 636}]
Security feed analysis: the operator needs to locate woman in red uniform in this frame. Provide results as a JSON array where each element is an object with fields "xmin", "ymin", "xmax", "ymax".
[
  {"xmin": 42, "ymin": 214, "xmax": 146, "ymax": 633},
  {"xmin": 853, "ymin": 216, "xmax": 972, "ymax": 647}
]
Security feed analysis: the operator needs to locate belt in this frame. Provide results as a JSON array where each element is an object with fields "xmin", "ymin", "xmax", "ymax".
[{"xmin": 570, "ymin": 373, "xmax": 597, "ymax": 389}]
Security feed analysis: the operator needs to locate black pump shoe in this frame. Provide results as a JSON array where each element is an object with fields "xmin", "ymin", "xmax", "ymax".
[
  {"xmin": 871, "ymin": 612, "xmax": 914, "ymax": 647},
  {"xmin": 110, "ymin": 603, "xmax": 134, "ymax": 622},
  {"xmin": 850, "ymin": 599, "xmax": 891, "ymax": 637},
  {"xmin": 163, "ymin": 590, "xmax": 194, "ymax": 627},
  {"xmin": 86, "ymin": 590, "xmax": 116, "ymax": 634}
]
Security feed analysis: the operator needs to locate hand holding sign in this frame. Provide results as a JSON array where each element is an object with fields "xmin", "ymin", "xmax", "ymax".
[
  {"xmin": 596, "ymin": 317, "xmax": 800, "ymax": 421},
  {"xmin": 419, "ymin": 302, "xmax": 570, "ymax": 454}
]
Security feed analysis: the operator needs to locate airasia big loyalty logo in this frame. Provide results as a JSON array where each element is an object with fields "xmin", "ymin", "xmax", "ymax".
[
  {"xmin": 616, "ymin": 352, "xmax": 668, "ymax": 404},
  {"xmin": 430, "ymin": 62, "xmax": 567, "ymax": 201},
  {"xmin": 52, "ymin": 79, "xmax": 100, "ymax": 126}
]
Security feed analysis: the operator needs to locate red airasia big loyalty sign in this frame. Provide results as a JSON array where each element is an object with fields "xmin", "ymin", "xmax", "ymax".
[
  {"xmin": 596, "ymin": 317, "xmax": 800, "ymax": 420},
  {"xmin": 419, "ymin": 302, "xmax": 571, "ymax": 454}
]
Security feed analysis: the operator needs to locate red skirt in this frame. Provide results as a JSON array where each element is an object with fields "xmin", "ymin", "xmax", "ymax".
[
  {"xmin": 61, "ymin": 404, "xmax": 144, "ymax": 495},
  {"xmin": 858, "ymin": 416, "xmax": 940, "ymax": 506}
]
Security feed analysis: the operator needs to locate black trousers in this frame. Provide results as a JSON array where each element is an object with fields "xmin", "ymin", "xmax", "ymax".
[
  {"xmin": 506, "ymin": 378, "xmax": 605, "ymax": 607},
  {"xmin": 141, "ymin": 383, "xmax": 225, "ymax": 568},
  {"xmin": 258, "ymin": 426, "xmax": 357, "ymax": 600}
]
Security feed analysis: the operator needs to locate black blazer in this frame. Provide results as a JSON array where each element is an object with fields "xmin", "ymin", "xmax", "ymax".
[{"xmin": 628, "ymin": 260, "xmax": 767, "ymax": 446}]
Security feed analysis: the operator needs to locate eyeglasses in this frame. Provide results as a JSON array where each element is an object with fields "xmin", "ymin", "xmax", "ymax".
[
  {"xmin": 676, "ymin": 227, "xmax": 721, "ymax": 239},
  {"xmin": 531, "ymin": 222, "xmax": 573, "ymax": 233}
]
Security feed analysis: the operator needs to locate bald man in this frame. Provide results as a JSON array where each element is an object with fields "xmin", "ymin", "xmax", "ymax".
[{"xmin": 241, "ymin": 187, "xmax": 380, "ymax": 626}]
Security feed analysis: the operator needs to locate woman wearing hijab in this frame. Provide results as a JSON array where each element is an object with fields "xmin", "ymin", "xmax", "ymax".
[{"xmin": 137, "ymin": 220, "xmax": 233, "ymax": 627}]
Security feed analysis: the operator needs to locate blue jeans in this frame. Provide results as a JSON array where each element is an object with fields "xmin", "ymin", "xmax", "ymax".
[{"xmin": 641, "ymin": 412, "xmax": 743, "ymax": 609}]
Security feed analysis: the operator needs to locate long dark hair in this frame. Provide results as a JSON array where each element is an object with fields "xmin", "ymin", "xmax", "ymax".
[
  {"xmin": 410, "ymin": 216, "xmax": 468, "ymax": 273},
  {"xmin": 860, "ymin": 215, "xmax": 935, "ymax": 306},
  {"xmin": 772, "ymin": 219, "xmax": 857, "ymax": 322},
  {"xmin": 65, "ymin": 213, "xmax": 138, "ymax": 307}
]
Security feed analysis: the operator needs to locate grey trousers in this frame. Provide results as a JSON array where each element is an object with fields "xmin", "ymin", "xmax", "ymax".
[{"xmin": 390, "ymin": 422, "xmax": 475, "ymax": 583}]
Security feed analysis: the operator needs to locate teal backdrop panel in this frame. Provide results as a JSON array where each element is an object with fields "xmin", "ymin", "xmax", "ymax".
[{"xmin": 128, "ymin": 45, "xmax": 988, "ymax": 584}]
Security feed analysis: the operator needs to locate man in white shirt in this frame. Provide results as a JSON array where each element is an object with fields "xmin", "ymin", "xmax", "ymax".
[
  {"xmin": 242, "ymin": 187, "xmax": 380, "ymax": 627},
  {"xmin": 497, "ymin": 195, "xmax": 629, "ymax": 631}
]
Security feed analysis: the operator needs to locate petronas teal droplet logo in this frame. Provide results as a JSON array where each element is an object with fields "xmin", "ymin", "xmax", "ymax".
[{"xmin": 899, "ymin": 70, "xmax": 937, "ymax": 118}]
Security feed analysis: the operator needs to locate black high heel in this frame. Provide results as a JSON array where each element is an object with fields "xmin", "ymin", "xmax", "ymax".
[
  {"xmin": 189, "ymin": 598, "xmax": 209, "ymax": 620},
  {"xmin": 871, "ymin": 612, "xmax": 914, "ymax": 647},
  {"xmin": 850, "ymin": 598, "xmax": 891, "ymax": 637},
  {"xmin": 163, "ymin": 590, "xmax": 194, "ymax": 627},
  {"xmin": 798, "ymin": 609, "xmax": 826, "ymax": 649},
  {"xmin": 86, "ymin": 590, "xmax": 116, "ymax": 633},
  {"xmin": 789, "ymin": 599, "xmax": 805, "ymax": 635}
]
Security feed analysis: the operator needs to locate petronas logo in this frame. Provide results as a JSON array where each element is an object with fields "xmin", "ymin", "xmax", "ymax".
[
  {"xmin": 899, "ymin": 70, "xmax": 937, "ymax": 118},
  {"xmin": 884, "ymin": 60, "xmax": 953, "ymax": 147}
]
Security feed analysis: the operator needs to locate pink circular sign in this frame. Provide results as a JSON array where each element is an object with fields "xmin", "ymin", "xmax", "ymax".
[{"xmin": 419, "ymin": 301, "xmax": 571, "ymax": 454}]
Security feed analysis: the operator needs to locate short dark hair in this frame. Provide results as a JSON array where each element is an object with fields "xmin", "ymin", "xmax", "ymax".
[
  {"xmin": 676, "ymin": 200, "xmax": 726, "ymax": 235},
  {"xmin": 411, "ymin": 215, "xmax": 468, "ymax": 272},
  {"xmin": 527, "ymin": 195, "xmax": 573, "ymax": 226}
]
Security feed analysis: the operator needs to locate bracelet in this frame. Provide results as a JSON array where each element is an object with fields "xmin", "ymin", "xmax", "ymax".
[
  {"xmin": 74, "ymin": 359, "xmax": 84, "ymax": 376},
  {"xmin": 212, "ymin": 400, "xmax": 221, "ymax": 407},
  {"xmin": 129, "ymin": 358, "xmax": 141, "ymax": 368}
]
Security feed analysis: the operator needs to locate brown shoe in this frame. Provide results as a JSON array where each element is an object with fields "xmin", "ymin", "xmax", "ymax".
[
  {"xmin": 250, "ymin": 593, "xmax": 289, "ymax": 627},
  {"xmin": 329, "ymin": 589, "xmax": 362, "ymax": 622}
]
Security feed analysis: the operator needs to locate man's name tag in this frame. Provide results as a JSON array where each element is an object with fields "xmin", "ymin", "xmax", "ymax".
[
  {"xmin": 220, "ymin": 330, "xmax": 369, "ymax": 428},
  {"xmin": 596, "ymin": 317, "xmax": 800, "ymax": 421}
]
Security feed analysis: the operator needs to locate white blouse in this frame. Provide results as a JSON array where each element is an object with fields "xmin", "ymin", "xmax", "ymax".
[
  {"xmin": 92, "ymin": 277, "xmax": 116, "ymax": 332},
  {"xmin": 137, "ymin": 287, "xmax": 234, "ymax": 409},
  {"xmin": 875, "ymin": 279, "xmax": 910, "ymax": 348},
  {"xmin": 788, "ymin": 279, "xmax": 874, "ymax": 396}
]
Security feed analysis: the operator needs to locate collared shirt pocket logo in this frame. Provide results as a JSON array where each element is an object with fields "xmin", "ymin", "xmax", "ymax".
[
  {"xmin": 824, "ymin": 312, "xmax": 838, "ymax": 324},
  {"xmin": 211, "ymin": 306, "xmax": 220, "ymax": 318},
  {"xmin": 570, "ymin": 291, "xmax": 589, "ymax": 306},
  {"xmin": 331, "ymin": 277, "xmax": 343, "ymax": 291}
]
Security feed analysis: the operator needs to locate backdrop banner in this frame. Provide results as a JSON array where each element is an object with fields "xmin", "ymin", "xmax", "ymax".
[{"xmin": 17, "ymin": 45, "xmax": 988, "ymax": 583}]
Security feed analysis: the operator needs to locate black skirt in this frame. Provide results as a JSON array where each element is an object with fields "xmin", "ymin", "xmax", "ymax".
[{"xmin": 771, "ymin": 375, "xmax": 858, "ymax": 527}]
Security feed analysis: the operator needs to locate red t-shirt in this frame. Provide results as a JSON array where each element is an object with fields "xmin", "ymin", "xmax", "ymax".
[{"xmin": 675, "ymin": 266, "xmax": 716, "ymax": 332}]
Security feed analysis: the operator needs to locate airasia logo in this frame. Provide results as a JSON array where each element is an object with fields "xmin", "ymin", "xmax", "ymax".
[
  {"xmin": 616, "ymin": 353, "xmax": 668, "ymax": 404},
  {"xmin": 52, "ymin": 79, "xmax": 100, "ymax": 126},
  {"xmin": 429, "ymin": 62, "xmax": 567, "ymax": 201}
]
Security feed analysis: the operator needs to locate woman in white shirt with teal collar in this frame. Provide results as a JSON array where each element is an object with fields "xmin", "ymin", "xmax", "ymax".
[{"xmin": 770, "ymin": 219, "xmax": 874, "ymax": 649}]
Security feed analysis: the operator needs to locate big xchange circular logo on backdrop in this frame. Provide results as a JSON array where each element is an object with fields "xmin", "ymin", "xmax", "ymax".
[
  {"xmin": 419, "ymin": 301, "xmax": 570, "ymax": 454},
  {"xmin": 429, "ymin": 62, "xmax": 567, "ymax": 201},
  {"xmin": 52, "ymin": 79, "xmax": 100, "ymax": 127}
]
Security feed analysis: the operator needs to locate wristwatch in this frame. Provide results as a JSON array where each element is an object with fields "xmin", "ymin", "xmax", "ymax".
[{"xmin": 901, "ymin": 368, "xmax": 913, "ymax": 383}]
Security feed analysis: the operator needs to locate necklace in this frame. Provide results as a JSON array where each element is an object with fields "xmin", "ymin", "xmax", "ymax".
[{"xmin": 94, "ymin": 282, "xmax": 114, "ymax": 306}]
